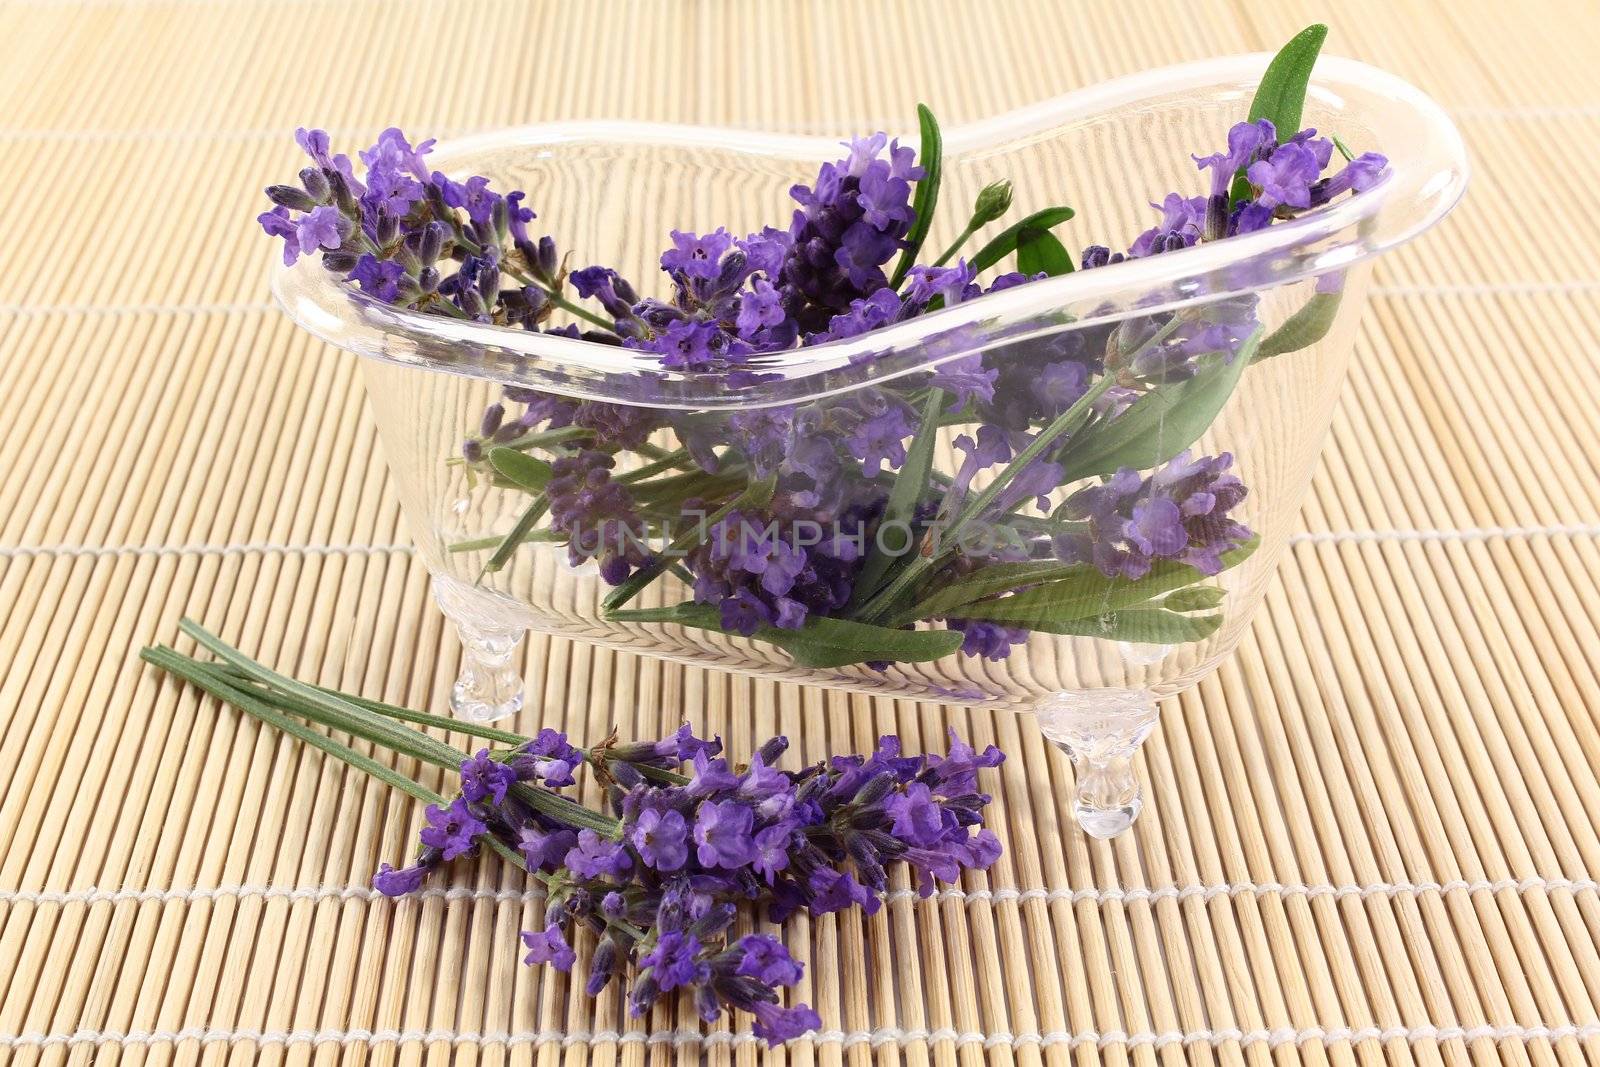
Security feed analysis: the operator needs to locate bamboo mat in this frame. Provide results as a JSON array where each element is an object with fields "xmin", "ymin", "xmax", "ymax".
[{"xmin": 3, "ymin": 0, "xmax": 1600, "ymax": 1064}]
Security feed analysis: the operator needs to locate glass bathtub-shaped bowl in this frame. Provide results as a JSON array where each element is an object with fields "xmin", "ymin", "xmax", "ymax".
[{"xmin": 272, "ymin": 53, "xmax": 1467, "ymax": 837}]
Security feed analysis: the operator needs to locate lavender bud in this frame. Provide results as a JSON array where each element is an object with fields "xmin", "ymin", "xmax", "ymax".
[
  {"xmin": 585, "ymin": 937, "xmax": 619, "ymax": 996},
  {"xmin": 479, "ymin": 403, "xmax": 504, "ymax": 437},
  {"xmin": 688, "ymin": 901, "xmax": 737, "ymax": 939},
  {"xmin": 419, "ymin": 222, "xmax": 445, "ymax": 265},
  {"xmin": 322, "ymin": 252, "xmax": 357, "ymax": 272},
  {"xmin": 852, "ymin": 772, "xmax": 894, "ymax": 806},
  {"xmin": 477, "ymin": 264, "xmax": 500, "ymax": 303},
  {"xmin": 462, "ymin": 439, "xmax": 483, "ymax": 463},
  {"xmin": 628, "ymin": 975, "xmax": 660, "ymax": 1018},
  {"xmin": 695, "ymin": 984, "xmax": 722, "ymax": 1024},
  {"xmin": 377, "ymin": 213, "xmax": 401, "ymax": 247},
  {"xmin": 266, "ymin": 184, "xmax": 317, "ymax": 211},
  {"xmin": 639, "ymin": 303, "xmax": 686, "ymax": 329},
  {"xmin": 845, "ymin": 834, "xmax": 887, "ymax": 890},
  {"xmin": 713, "ymin": 251, "xmax": 748, "ymax": 292},
  {"xmin": 612, "ymin": 274, "xmax": 639, "ymax": 304},
  {"xmin": 609, "ymin": 760, "xmax": 643, "ymax": 788},
  {"xmin": 328, "ymin": 170, "xmax": 360, "ymax": 215},
  {"xmin": 418, "ymin": 266, "xmax": 440, "ymax": 293},
  {"xmin": 536, "ymin": 236, "xmax": 559, "ymax": 279},
  {"xmin": 973, "ymin": 179, "xmax": 1014, "ymax": 226},
  {"xmin": 298, "ymin": 167, "xmax": 331, "ymax": 202},
  {"xmin": 463, "ymin": 289, "xmax": 490, "ymax": 320},
  {"xmin": 756, "ymin": 736, "xmax": 789, "ymax": 766}
]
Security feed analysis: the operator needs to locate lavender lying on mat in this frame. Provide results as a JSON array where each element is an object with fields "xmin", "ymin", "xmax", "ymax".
[
  {"xmin": 257, "ymin": 24, "xmax": 1386, "ymax": 674},
  {"xmin": 144, "ymin": 621, "xmax": 1003, "ymax": 1045}
]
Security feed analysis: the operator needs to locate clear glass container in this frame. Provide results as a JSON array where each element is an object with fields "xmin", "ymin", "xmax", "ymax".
[{"xmin": 273, "ymin": 53, "xmax": 1467, "ymax": 837}]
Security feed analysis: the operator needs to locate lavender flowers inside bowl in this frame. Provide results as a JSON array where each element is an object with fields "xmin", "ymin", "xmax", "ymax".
[{"xmin": 264, "ymin": 27, "xmax": 1467, "ymax": 837}]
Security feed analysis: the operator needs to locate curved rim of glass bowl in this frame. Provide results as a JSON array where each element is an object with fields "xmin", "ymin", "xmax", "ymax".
[{"xmin": 270, "ymin": 53, "xmax": 1469, "ymax": 411}]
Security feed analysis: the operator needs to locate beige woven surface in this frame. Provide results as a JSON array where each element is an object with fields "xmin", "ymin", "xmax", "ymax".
[{"xmin": 3, "ymin": 0, "xmax": 1600, "ymax": 1064}]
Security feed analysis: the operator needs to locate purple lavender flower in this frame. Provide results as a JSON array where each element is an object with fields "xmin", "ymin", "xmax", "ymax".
[
  {"xmin": 1129, "ymin": 193, "xmax": 1207, "ymax": 257},
  {"xmin": 661, "ymin": 228, "xmax": 736, "ymax": 282},
  {"xmin": 1059, "ymin": 451, "xmax": 1250, "ymax": 578},
  {"xmin": 566, "ymin": 828, "xmax": 634, "ymax": 880},
  {"xmin": 372, "ymin": 861, "xmax": 430, "ymax": 897},
  {"xmin": 751, "ymin": 1001, "xmax": 823, "ymax": 1045},
  {"xmin": 459, "ymin": 749, "xmax": 517, "ymax": 805},
  {"xmin": 949, "ymin": 618, "xmax": 1029, "ymax": 661},
  {"xmin": 418, "ymin": 798, "xmax": 485, "ymax": 861},
  {"xmin": 349, "ymin": 255, "xmax": 407, "ymax": 302},
  {"xmin": 905, "ymin": 261, "xmax": 979, "ymax": 307},
  {"xmin": 808, "ymin": 868, "xmax": 880, "ymax": 915},
  {"xmin": 751, "ymin": 822, "xmax": 795, "ymax": 882},
  {"xmin": 886, "ymin": 782, "xmax": 946, "ymax": 847},
  {"xmin": 781, "ymin": 133, "xmax": 924, "ymax": 331},
  {"xmin": 726, "ymin": 407, "xmax": 794, "ymax": 479},
  {"xmin": 816, "ymin": 287, "xmax": 904, "ymax": 342},
  {"xmin": 838, "ymin": 388, "xmax": 917, "ymax": 477},
  {"xmin": 926, "ymin": 728, "xmax": 1005, "ymax": 795},
  {"xmin": 1247, "ymin": 140, "xmax": 1322, "ymax": 209},
  {"xmin": 545, "ymin": 449, "xmax": 649, "ymax": 585},
  {"xmin": 685, "ymin": 751, "xmax": 741, "ymax": 797},
  {"xmin": 257, "ymin": 206, "xmax": 302, "ymax": 265},
  {"xmin": 295, "ymin": 205, "xmax": 349, "ymax": 253},
  {"xmin": 521, "ymin": 923, "xmax": 577, "ymax": 971},
  {"xmin": 736, "ymin": 935, "xmax": 804, "ymax": 986},
  {"xmin": 1313, "ymin": 151, "xmax": 1388, "ymax": 201},
  {"xmin": 693, "ymin": 799, "xmax": 758, "ymax": 868},
  {"xmin": 629, "ymin": 806, "xmax": 690, "ymax": 871},
  {"xmin": 652, "ymin": 318, "xmax": 749, "ymax": 370},
  {"xmin": 640, "ymin": 930, "xmax": 710, "ymax": 991},
  {"xmin": 516, "ymin": 825, "xmax": 578, "ymax": 872},
  {"xmin": 930, "ymin": 353, "xmax": 999, "ymax": 412}
]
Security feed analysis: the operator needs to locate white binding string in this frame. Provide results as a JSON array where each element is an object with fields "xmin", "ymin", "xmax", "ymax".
[
  {"xmin": 4, "ymin": 523, "xmax": 1599, "ymax": 563},
  {"xmin": 2, "ymin": 873, "xmax": 1594, "ymax": 910},
  {"xmin": 2, "ymin": 1020, "xmax": 1597, "ymax": 1051}
]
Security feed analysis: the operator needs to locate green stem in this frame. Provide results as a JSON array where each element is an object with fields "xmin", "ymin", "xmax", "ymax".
[
  {"xmin": 173, "ymin": 620, "xmax": 621, "ymax": 837},
  {"xmin": 210, "ymin": 663, "xmax": 527, "ymax": 744},
  {"xmin": 602, "ymin": 474, "xmax": 776, "ymax": 613},
  {"xmin": 208, "ymin": 661, "xmax": 689, "ymax": 787},
  {"xmin": 859, "ymin": 375, "xmax": 1115, "ymax": 622},
  {"xmin": 932, "ymin": 223, "xmax": 979, "ymax": 267},
  {"xmin": 617, "ymin": 450, "xmax": 693, "ymax": 484},
  {"xmin": 142, "ymin": 647, "xmax": 448, "ymax": 806}
]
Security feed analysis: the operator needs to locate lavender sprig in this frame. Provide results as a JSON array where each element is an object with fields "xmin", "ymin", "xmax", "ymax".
[{"xmin": 143, "ymin": 622, "xmax": 1005, "ymax": 1047}]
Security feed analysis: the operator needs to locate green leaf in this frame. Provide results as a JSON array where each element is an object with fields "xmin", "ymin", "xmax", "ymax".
[
  {"xmin": 488, "ymin": 447, "xmax": 553, "ymax": 492},
  {"xmin": 1231, "ymin": 24, "xmax": 1327, "ymax": 204},
  {"xmin": 1015, "ymin": 226, "xmax": 1074, "ymax": 277},
  {"xmin": 483, "ymin": 496, "xmax": 550, "ymax": 574},
  {"xmin": 909, "ymin": 559, "xmax": 1101, "ymax": 619},
  {"xmin": 848, "ymin": 389, "xmax": 944, "ymax": 609},
  {"xmin": 1162, "ymin": 584, "xmax": 1226, "ymax": 612},
  {"xmin": 969, "ymin": 207, "xmax": 1076, "ymax": 273},
  {"xmin": 1034, "ymin": 608, "xmax": 1223, "ymax": 644},
  {"xmin": 1255, "ymin": 291, "xmax": 1341, "ymax": 361},
  {"xmin": 1057, "ymin": 328, "xmax": 1261, "ymax": 481},
  {"xmin": 1250, "ymin": 24, "xmax": 1328, "ymax": 137},
  {"xmin": 951, "ymin": 536, "xmax": 1260, "ymax": 628},
  {"xmin": 888, "ymin": 104, "xmax": 942, "ymax": 290},
  {"xmin": 608, "ymin": 603, "xmax": 963, "ymax": 669}
]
